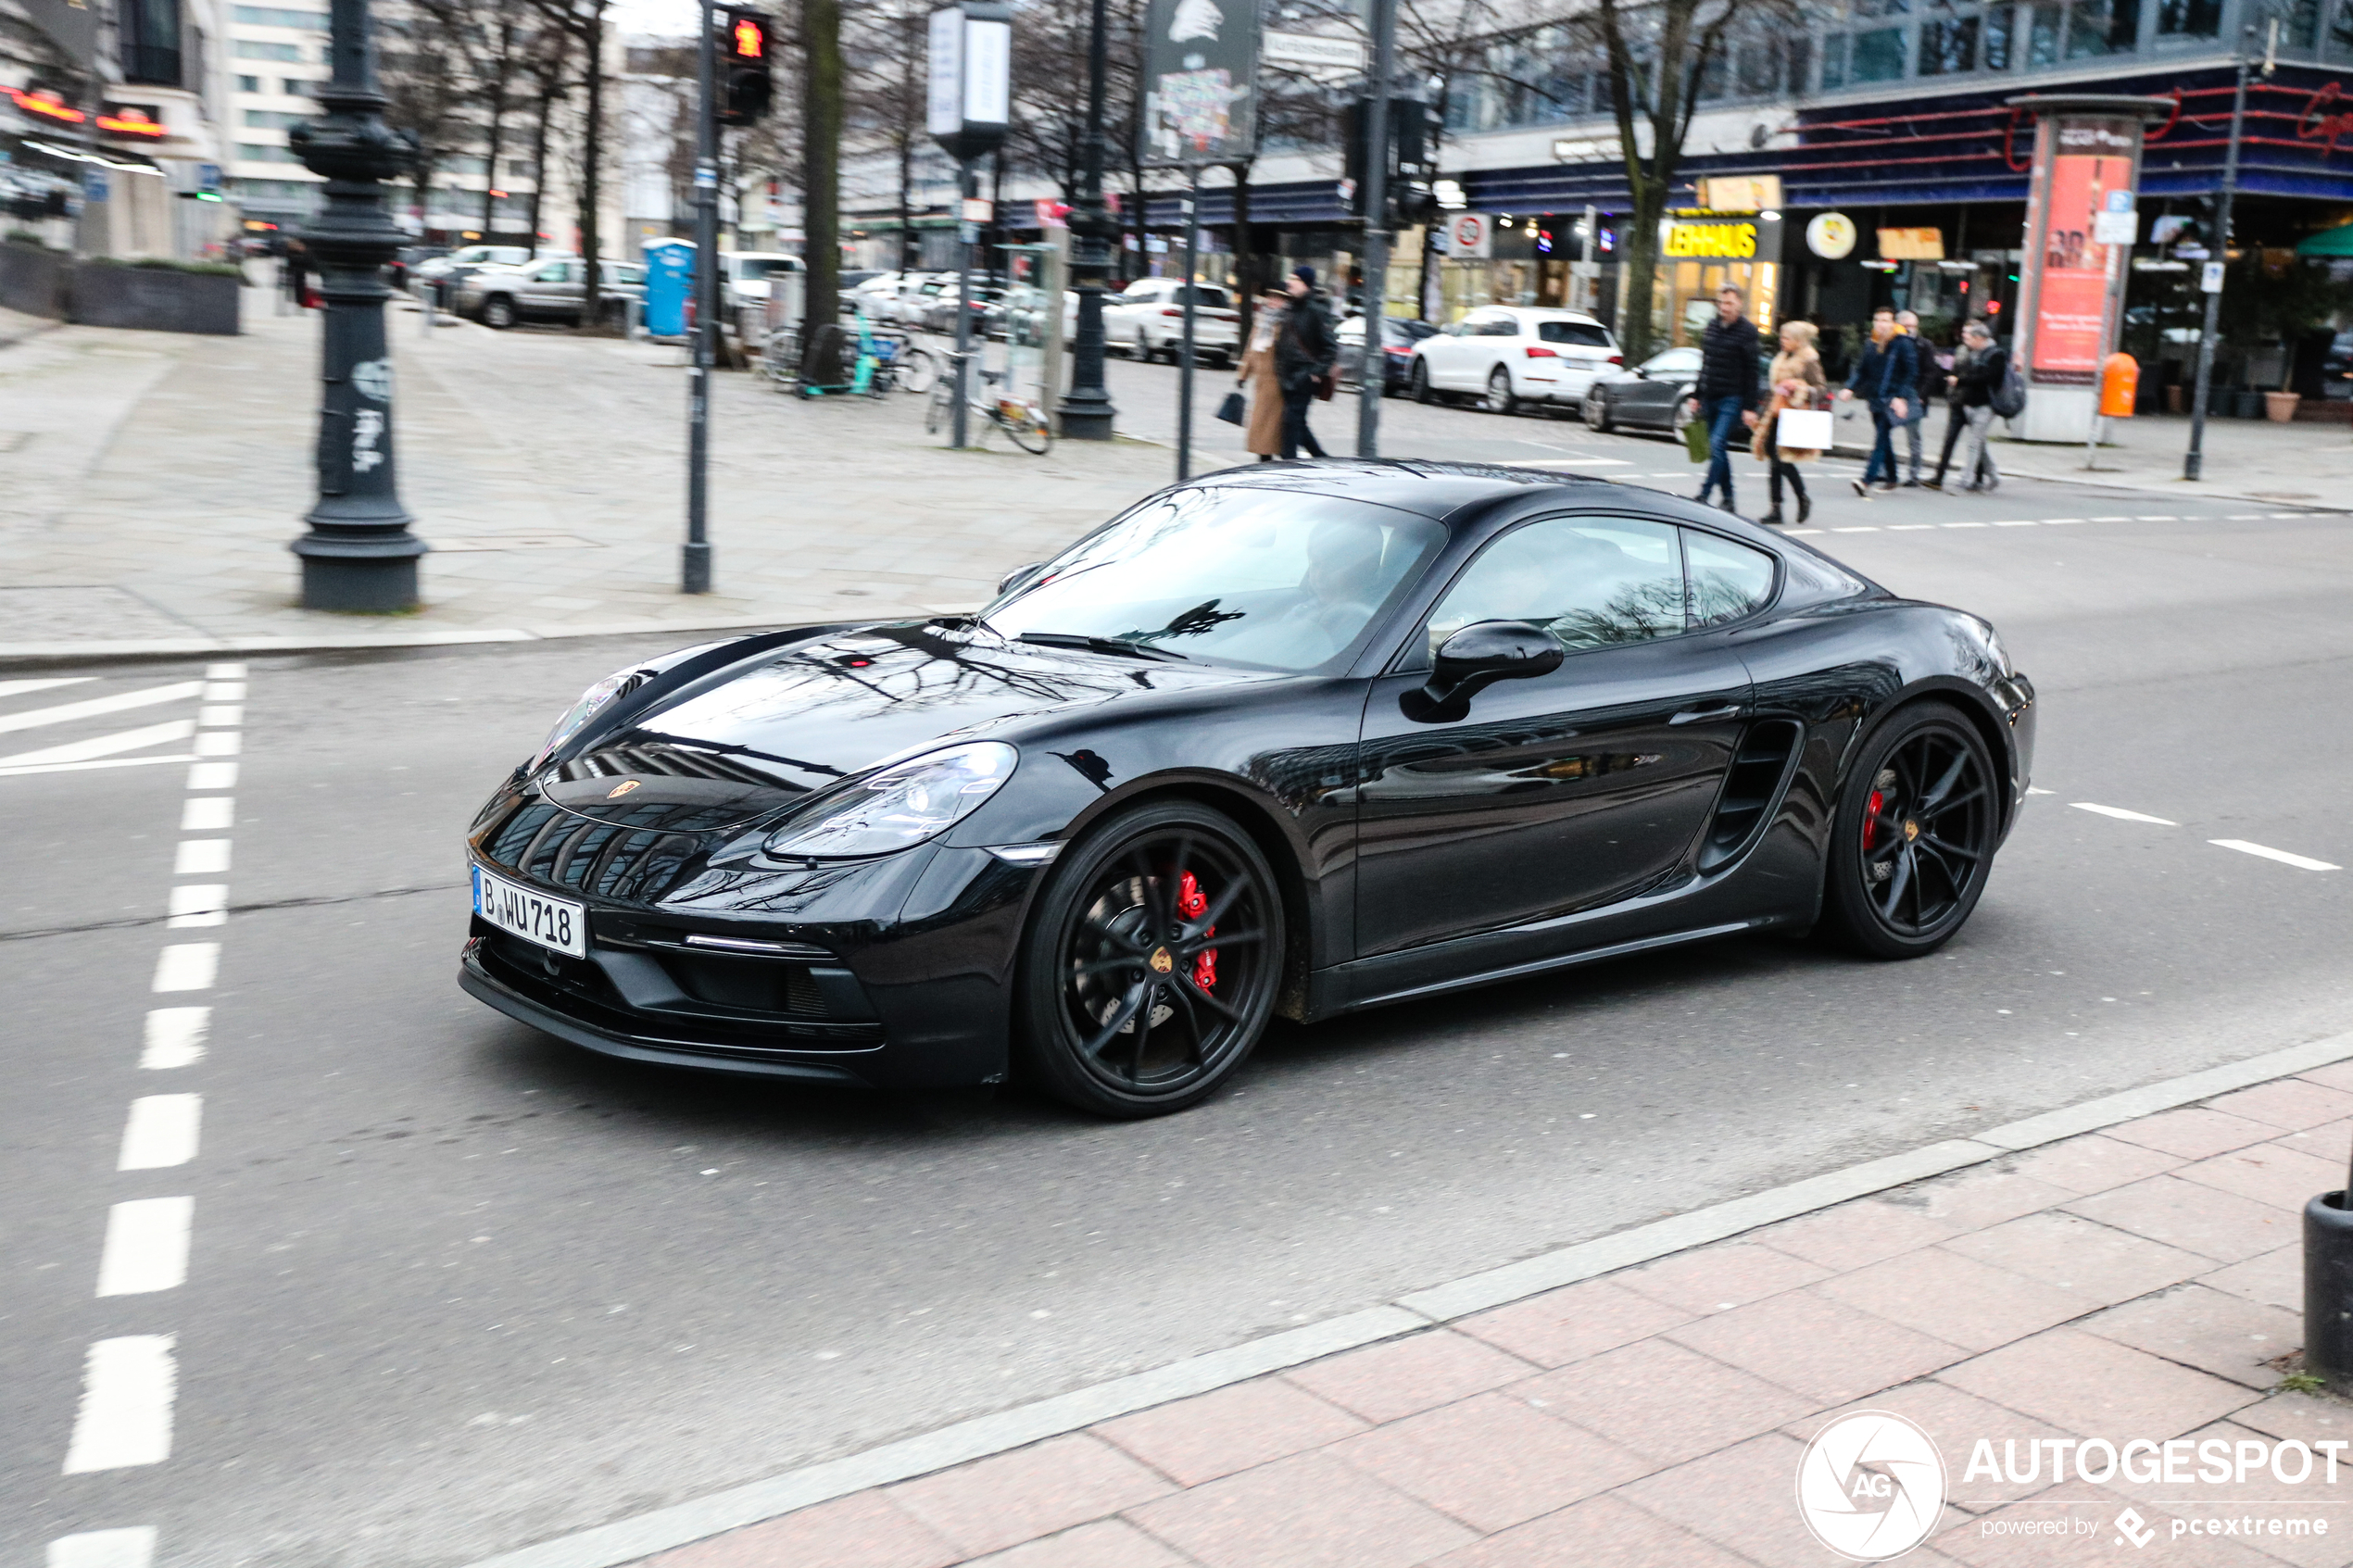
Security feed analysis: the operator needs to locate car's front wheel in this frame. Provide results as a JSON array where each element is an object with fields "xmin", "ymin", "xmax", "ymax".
[
  {"xmin": 1016, "ymin": 800, "xmax": 1284, "ymax": 1118},
  {"xmin": 482, "ymin": 295, "xmax": 516, "ymax": 330},
  {"xmin": 1823, "ymin": 702, "xmax": 2000, "ymax": 959},
  {"xmin": 1484, "ymin": 366, "xmax": 1518, "ymax": 415},
  {"xmin": 1584, "ymin": 385, "xmax": 1613, "ymax": 430}
]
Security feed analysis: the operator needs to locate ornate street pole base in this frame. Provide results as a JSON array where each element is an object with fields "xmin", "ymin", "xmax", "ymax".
[{"xmin": 294, "ymin": 513, "xmax": 425, "ymax": 611}]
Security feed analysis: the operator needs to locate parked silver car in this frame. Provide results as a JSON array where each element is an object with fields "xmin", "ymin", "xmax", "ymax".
[
  {"xmin": 413, "ymin": 244, "xmax": 532, "ymax": 307},
  {"xmin": 456, "ymin": 257, "xmax": 646, "ymax": 329}
]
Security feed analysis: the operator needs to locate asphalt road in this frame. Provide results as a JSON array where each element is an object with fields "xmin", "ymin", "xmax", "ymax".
[{"xmin": 6, "ymin": 396, "xmax": 2351, "ymax": 1568}]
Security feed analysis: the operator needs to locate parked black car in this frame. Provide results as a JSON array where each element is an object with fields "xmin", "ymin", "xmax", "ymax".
[
  {"xmin": 1582, "ymin": 345, "xmax": 1704, "ymax": 436},
  {"xmin": 1336, "ymin": 314, "xmax": 1441, "ymax": 394},
  {"xmin": 460, "ymin": 461, "xmax": 2034, "ymax": 1118}
]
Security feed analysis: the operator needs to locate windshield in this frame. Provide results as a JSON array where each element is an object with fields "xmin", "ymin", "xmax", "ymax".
[
  {"xmin": 734, "ymin": 258, "xmax": 795, "ymax": 280},
  {"xmin": 983, "ymin": 487, "xmax": 1445, "ymax": 673}
]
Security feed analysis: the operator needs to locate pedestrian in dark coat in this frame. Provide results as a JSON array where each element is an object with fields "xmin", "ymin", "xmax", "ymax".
[
  {"xmin": 1692, "ymin": 284, "xmax": 1762, "ymax": 512},
  {"xmin": 1837, "ymin": 307, "xmax": 1919, "ymax": 495},
  {"xmin": 1273, "ymin": 266, "xmax": 1337, "ymax": 460}
]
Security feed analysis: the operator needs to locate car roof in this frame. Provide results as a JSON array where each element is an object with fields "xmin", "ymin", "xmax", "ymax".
[{"xmin": 1188, "ymin": 459, "xmax": 1795, "ymax": 551}]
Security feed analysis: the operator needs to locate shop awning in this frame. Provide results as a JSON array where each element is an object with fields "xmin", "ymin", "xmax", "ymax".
[{"xmin": 2296, "ymin": 224, "xmax": 2353, "ymax": 258}]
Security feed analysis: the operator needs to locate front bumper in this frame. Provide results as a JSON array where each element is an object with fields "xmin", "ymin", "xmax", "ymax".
[{"xmin": 456, "ymin": 839, "xmax": 1043, "ymax": 1088}]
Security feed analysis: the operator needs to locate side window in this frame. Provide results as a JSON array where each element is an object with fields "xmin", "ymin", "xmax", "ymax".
[
  {"xmin": 1473, "ymin": 315, "xmax": 1518, "ymax": 337},
  {"xmin": 1683, "ymin": 531, "xmax": 1778, "ymax": 626},
  {"xmin": 1424, "ymin": 517, "xmax": 1688, "ymax": 660}
]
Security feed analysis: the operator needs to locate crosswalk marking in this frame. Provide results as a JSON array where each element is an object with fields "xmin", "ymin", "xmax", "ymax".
[
  {"xmin": 0, "ymin": 682, "xmax": 201, "ymax": 737},
  {"xmin": 61, "ymin": 1336, "xmax": 176, "ymax": 1472},
  {"xmin": 0, "ymin": 720, "xmax": 195, "ymax": 771},
  {"xmin": 0, "ymin": 676, "xmax": 95, "ymax": 700}
]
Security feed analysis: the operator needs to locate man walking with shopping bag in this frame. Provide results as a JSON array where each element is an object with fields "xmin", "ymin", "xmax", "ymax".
[{"xmin": 1838, "ymin": 307, "xmax": 1918, "ymax": 496}]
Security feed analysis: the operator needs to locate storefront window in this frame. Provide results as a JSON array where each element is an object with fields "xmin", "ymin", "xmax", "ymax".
[
  {"xmin": 1920, "ymin": 15, "xmax": 1982, "ymax": 71},
  {"xmin": 2067, "ymin": 0, "xmax": 2142, "ymax": 55},
  {"xmin": 2030, "ymin": 3, "xmax": 2065, "ymax": 62},
  {"xmin": 1983, "ymin": 5, "xmax": 2019, "ymax": 64},
  {"xmin": 2155, "ymin": 0, "xmax": 2220, "ymax": 34},
  {"xmin": 1853, "ymin": 25, "xmax": 1910, "ymax": 76}
]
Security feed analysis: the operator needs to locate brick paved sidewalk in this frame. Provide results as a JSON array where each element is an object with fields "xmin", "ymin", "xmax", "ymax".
[{"xmin": 635, "ymin": 1065, "xmax": 2353, "ymax": 1568}]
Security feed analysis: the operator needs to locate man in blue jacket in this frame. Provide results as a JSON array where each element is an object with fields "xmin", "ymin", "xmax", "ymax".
[
  {"xmin": 1692, "ymin": 285, "xmax": 1761, "ymax": 513},
  {"xmin": 1838, "ymin": 307, "xmax": 1918, "ymax": 496}
]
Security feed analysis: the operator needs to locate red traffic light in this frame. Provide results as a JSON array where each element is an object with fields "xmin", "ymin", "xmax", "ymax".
[{"xmin": 731, "ymin": 15, "xmax": 765, "ymax": 57}]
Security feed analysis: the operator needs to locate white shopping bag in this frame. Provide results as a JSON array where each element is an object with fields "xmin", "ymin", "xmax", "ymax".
[{"xmin": 1775, "ymin": 408, "xmax": 1834, "ymax": 451}]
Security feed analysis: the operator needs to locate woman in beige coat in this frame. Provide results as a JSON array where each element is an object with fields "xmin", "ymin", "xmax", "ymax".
[
  {"xmin": 1755, "ymin": 320, "xmax": 1827, "ymax": 525},
  {"xmin": 1236, "ymin": 291, "xmax": 1287, "ymax": 459}
]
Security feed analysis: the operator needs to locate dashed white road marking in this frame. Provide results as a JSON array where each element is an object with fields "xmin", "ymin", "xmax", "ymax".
[
  {"xmin": 1887, "ymin": 523, "xmax": 1936, "ymax": 531},
  {"xmin": 61, "ymin": 1336, "xmax": 177, "ymax": 1472},
  {"xmin": 0, "ymin": 720, "xmax": 195, "ymax": 771},
  {"xmin": 0, "ymin": 683, "xmax": 201, "ymax": 736},
  {"xmin": 196, "ymin": 706, "xmax": 242, "ymax": 728},
  {"xmin": 180, "ymin": 797, "xmax": 233, "ymax": 832},
  {"xmin": 0, "ymin": 676, "xmax": 95, "ymax": 700},
  {"xmin": 167, "ymin": 885, "xmax": 226, "ymax": 928},
  {"xmin": 2209, "ymin": 839, "xmax": 2341, "ymax": 872},
  {"xmin": 193, "ymin": 731, "xmax": 240, "ymax": 758},
  {"xmin": 207, "ymin": 661, "xmax": 246, "ymax": 678},
  {"xmin": 2090, "ymin": 515, "xmax": 2133, "ymax": 521},
  {"xmin": 172, "ymin": 839, "xmax": 230, "ymax": 876},
  {"xmin": 1943, "ymin": 521, "xmax": 1988, "ymax": 528},
  {"xmin": 1992, "ymin": 519, "xmax": 2039, "ymax": 527},
  {"xmin": 2071, "ymin": 802, "xmax": 2178, "ymax": 825},
  {"xmin": 141, "ymin": 1009, "xmax": 208, "ymax": 1070},
  {"xmin": 95, "ymin": 1198, "xmax": 194, "ymax": 1296},
  {"xmin": 2135, "ymin": 515, "xmax": 2179, "ymax": 521},
  {"xmin": 118, "ymin": 1096, "xmax": 202, "ymax": 1171},
  {"xmin": 186, "ymin": 761, "xmax": 236, "ymax": 791},
  {"xmin": 45, "ymin": 1527, "xmax": 157, "ymax": 1568},
  {"xmin": 1832, "ymin": 525, "xmax": 1880, "ymax": 533},
  {"xmin": 151, "ymin": 945, "xmax": 218, "ymax": 993},
  {"xmin": 201, "ymin": 681, "xmax": 245, "ymax": 701}
]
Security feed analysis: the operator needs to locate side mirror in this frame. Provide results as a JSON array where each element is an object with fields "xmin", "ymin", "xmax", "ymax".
[
  {"xmin": 996, "ymin": 561, "xmax": 1044, "ymax": 596},
  {"xmin": 1403, "ymin": 621, "xmax": 1563, "ymax": 722}
]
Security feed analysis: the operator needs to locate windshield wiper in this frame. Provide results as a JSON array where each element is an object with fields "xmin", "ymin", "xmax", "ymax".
[{"xmin": 1015, "ymin": 632, "xmax": 1188, "ymax": 661}]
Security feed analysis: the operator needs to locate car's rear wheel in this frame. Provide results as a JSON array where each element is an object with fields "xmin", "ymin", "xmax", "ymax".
[
  {"xmin": 1823, "ymin": 703, "xmax": 1999, "ymax": 959},
  {"xmin": 1584, "ymin": 385, "xmax": 1613, "ymax": 430},
  {"xmin": 1017, "ymin": 801, "xmax": 1283, "ymax": 1118},
  {"xmin": 1484, "ymin": 366, "xmax": 1518, "ymax": 415},
  {"xmin": 483, "ymin": 295, "xmax": 516, "ymax": 330},
  {"xmin": 1409, "ymin": 360, "xmax": 1432, "ymax": 404}
]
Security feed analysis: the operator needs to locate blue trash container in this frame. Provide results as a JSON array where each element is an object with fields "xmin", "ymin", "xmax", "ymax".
[{"xmin": 642, "ymin": 239, "xmax": 695, "ymax": 338}]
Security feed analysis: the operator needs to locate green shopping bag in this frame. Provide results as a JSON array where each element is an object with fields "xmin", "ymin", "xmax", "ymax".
[{"xmin": 1681, "ymin": 413, "xmax": 1713, "ymax": 464}]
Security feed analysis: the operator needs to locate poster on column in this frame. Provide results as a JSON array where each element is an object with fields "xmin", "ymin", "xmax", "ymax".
[
  {"xmin": 1139, "ymin": 0, "xmax": 1262, "ymax": 165},
  {"xmin": 2031, "ymin": 150, "xmax": 2130, "ymax": 381}
]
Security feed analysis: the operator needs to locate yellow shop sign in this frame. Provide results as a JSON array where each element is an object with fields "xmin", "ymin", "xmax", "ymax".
[{"xmin": 1665, "ymin": 221, "xmax": 1759, "ymax": 258}]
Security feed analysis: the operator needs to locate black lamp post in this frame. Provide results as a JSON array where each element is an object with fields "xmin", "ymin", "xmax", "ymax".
[
  {"xmin": 1056, "ymin": 0, "xmax": 1116, "ymax": 441},
  {"xmin": 287, "ymin": 0, "xmax": 426, "ymax": 612}
]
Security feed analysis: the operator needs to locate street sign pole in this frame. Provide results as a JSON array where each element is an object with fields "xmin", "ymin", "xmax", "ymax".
[
  {"xmin": 928, "ymin": 2, "xmax": 1013, "ymax": 449},
  {"xmin": 1176, "ymin": 166, "xmax": 1201, "ymax": 482},
  {"xmin": 2185, "ymin": 37, "xmax": 2256, "ymax": 483},
  {"xmin": 952, "ymin": 161, "xmax": 975, "ymax": 450},
  {"xmin": 685, "ymin": 0, "xmax": 719, "ymax": 594},
  {"xmin": 1355, "ymin": 0, "xmax": 1398, "ymax": 457}
]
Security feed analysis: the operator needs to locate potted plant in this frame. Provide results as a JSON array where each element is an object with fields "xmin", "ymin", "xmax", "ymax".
[{"xmin": 2220, "ymin": 252, "xmax": 2352, "ymax": 421}]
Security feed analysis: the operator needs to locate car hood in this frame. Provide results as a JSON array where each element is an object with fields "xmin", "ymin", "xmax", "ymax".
[{"xmin": 538, "ymin": 622, "xmax": 1272, "ymax": 830}]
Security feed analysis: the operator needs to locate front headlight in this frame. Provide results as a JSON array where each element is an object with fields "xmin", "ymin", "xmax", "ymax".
[
  {"xmin": 763, "ymin": 742, "xmax": 1016, "ymax": 859},
  {"xmin": 532, "ymin": 666, "xmax": 648, "ymax": 768}
]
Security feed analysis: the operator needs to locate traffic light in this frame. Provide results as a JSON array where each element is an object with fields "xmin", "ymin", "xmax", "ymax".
[
  {"xmin": 717, "ymin": 7, "xmax": 774, "ymax": 125},
  {"xmin": 1341, "ymin": 96, "xmax": 1439, "ymax": 229}
]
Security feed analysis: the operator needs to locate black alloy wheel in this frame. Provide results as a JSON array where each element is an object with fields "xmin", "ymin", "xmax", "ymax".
[
  {"xmin": 1017, "ymin": 801, "xmax": 1284, "ymax": 1118},
  {"xmin": 1824, "ymin": 702, "xmax": 2000, "ymax": 958},
  {"xmin": 1410, "ymin": 360, "xmax": 1433, "ymax": 404}
]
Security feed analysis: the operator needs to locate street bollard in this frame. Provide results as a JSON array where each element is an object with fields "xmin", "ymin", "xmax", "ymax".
[{"xmin": 2303, "ymin": 1146, "xmax": 2353, "ymax": 1389}]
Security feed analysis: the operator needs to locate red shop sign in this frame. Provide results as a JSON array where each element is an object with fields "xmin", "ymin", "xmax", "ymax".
[{"xmin": 2299, "ymin": 82, "xmax": 2353, "ymax": 157}]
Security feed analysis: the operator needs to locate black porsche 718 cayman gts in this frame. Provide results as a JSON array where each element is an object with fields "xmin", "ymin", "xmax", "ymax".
[{"xmin": 461, "ymin": 461, "xmax": 2034, "ymax": 1118}]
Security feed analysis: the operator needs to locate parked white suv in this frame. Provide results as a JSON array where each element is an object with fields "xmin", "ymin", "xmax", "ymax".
[
  {"xmin": 1406, "ymin": 307, "xmax": 1621, "ymax": 414},
  {"xmin": 1101, "ymin": 279, "xmax": 1240, "ymax": 366}
]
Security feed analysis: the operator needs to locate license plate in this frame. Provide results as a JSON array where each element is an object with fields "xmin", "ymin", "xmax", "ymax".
[{"xmin": 472, "ymin": 866, "xmax": 586, "ymax": 958}]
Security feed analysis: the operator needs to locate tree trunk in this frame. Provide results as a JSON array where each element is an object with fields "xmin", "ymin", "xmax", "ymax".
[
  {"xmin": 802, "ymin": 0, "xmax": 843, "ymax": 364},
  {"xmin": 524, "ymin": 68, "xmax": 560, "ymax": 258},
  {"xmin": 897, "ymin": 132, "xmax": 914, "ymax": 270},
  {"xmin": 1617, "ymin": 175, "xmax": 1668, "ymax": 363},
  {"xmin": 479, "ymin": 82, "xmax": 510, "ymax": 239}
]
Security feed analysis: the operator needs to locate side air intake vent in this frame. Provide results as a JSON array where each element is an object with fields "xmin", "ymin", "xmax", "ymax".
[{"xmin": 1698, "ymin": 720, "xmax": 1803, "ymax": 872}]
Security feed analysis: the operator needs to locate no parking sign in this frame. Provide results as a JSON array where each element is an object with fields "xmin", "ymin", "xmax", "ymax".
[{"xmin": 1446, "ymin": 212, "xmax": 1491, "ymax": 257}]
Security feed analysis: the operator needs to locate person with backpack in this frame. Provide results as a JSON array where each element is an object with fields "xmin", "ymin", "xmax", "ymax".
[
  {"xmin": 1944, "ymin": 319, "xmax": 2007, "ymax": 492},
  {"xmin": 1836, "ymin": 307, "xmax": 1918, "ymax": 496}
]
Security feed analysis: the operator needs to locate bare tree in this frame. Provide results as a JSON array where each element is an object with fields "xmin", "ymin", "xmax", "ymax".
[
  {"xmin": 377, "ymin": 0, "xmax": 474, "ymax": 232},
  {"xmin": 526, "ymin": 0, "xmax": 613, "ymax": 332}
]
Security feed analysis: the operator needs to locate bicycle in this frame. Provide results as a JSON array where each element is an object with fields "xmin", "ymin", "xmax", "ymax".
[{"xmin": 925, "ymin": 360, "xmax": 1052, "ymax": 454}]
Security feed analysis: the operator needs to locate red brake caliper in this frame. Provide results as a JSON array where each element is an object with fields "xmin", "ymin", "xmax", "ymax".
[
  {"xmin": 1862, "ymin": 789, "xmax": 1885, "ymax": 851},
  {"xmin": 1177, "ymin": 871, "xmax": 1215, "ymax": 990}
]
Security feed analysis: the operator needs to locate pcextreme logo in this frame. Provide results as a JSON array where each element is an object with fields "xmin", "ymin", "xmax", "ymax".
[{"xmin": 1796, "ymin": 1411, "xmax": 1947, "ymax": 1560}]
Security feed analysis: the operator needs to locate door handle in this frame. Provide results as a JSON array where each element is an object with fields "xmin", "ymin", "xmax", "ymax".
[{"xmin": 1669, "ymin": 703, "xmax": 1743, "ymax": 725}]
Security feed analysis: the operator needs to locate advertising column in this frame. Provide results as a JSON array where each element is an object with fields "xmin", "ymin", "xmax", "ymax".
[{"xmin": 2007, "ymin": 94, "xmax": 2170, "ymax": 443}]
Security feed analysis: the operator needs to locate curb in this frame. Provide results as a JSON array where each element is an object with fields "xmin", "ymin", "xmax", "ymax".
[
  {"xmin": 0, "ymin": 618, "xmax": 823, "ymax": 670},
  {"xmin": 457, "ymin": 1026, "xmax": 2353, "ymax": 1568}
]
